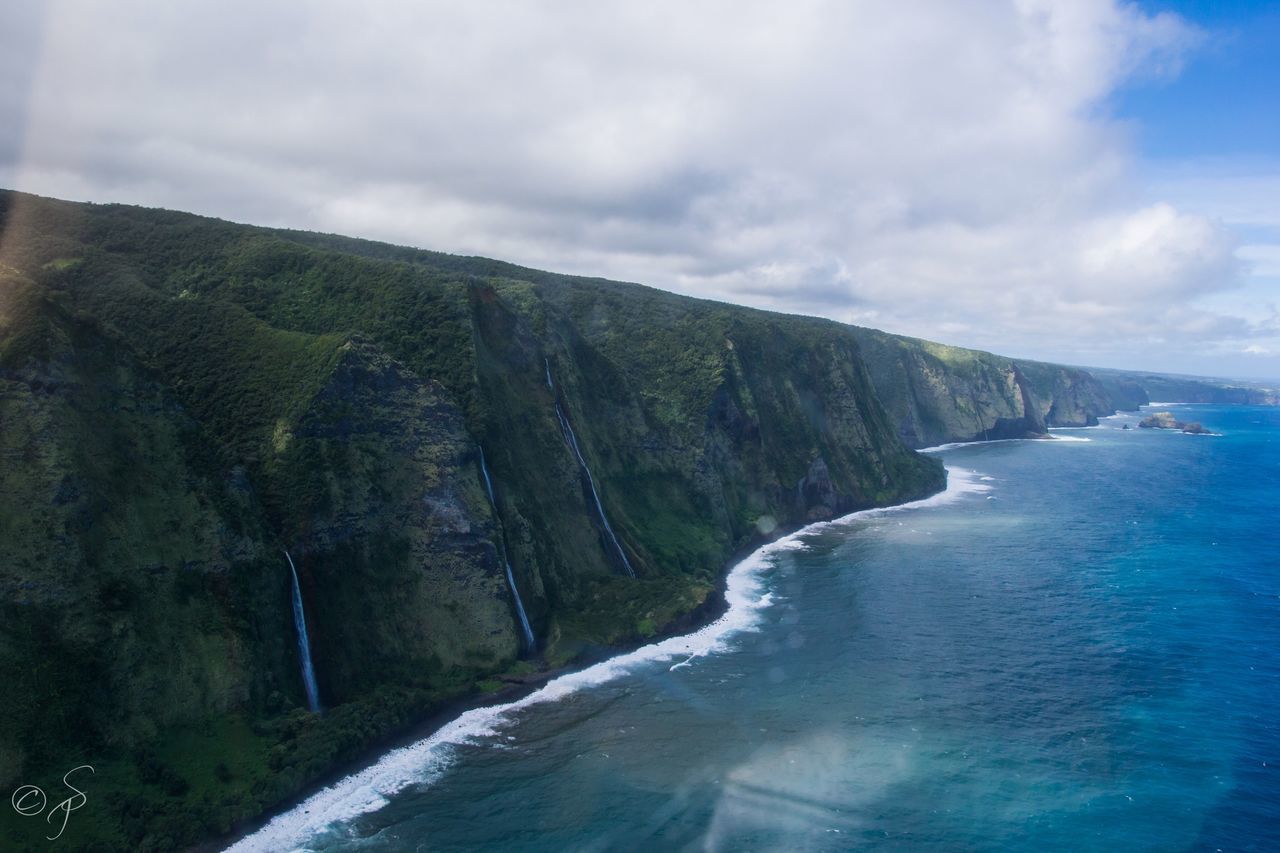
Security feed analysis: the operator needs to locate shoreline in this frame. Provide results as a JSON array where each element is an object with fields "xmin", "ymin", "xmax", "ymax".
[
  {"xmin": 916, "ymin": 432, "xmax": 1092, "ymax": 453},
  {"xmin": 218, "ymin": 471, "xmax": 964, "ymax": 852},
  {"xmin": 206, "ymin": 507, "xmax": 813, "ymax": 852}
]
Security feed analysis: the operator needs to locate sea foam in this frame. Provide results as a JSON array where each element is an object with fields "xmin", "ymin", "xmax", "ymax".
[
  {"xmin": 919, "ymin": 434, "xmax": 1092, "ymax": 452},
  {"xmin": 227, "ymin": 465, "xmax": 985, "ymax": 852}
]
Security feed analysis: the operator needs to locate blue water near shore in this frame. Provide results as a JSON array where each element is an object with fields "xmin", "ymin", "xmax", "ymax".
[{"xmin": 250, "ymin": 405, "xmax": 1279, "ymax": 851}]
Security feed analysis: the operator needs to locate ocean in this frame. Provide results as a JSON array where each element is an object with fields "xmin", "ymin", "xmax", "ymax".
[{"xmin": 233, "ymin": 404, "xmax": 1280, "ymax": 852}]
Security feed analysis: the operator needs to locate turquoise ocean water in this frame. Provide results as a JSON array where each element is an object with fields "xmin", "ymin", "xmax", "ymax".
[{"xmin": 237, "ymin": 404, "xmax": 1279, "ymax": 852}]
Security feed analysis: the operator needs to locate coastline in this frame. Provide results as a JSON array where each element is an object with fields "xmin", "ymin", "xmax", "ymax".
[
  {"xmin": 206, "ymin": 507, "xmax": 815, "ymax": 851},
  {"xmin": 219, "ymin": 469, "xmax": 970, "ymax": 852},
  {"xmin": 916, "ymin": 432, "xmax": 1092, "ymax": 453}
]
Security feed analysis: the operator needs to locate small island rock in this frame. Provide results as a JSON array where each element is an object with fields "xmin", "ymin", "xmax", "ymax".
[{"xmin": 1138, "ymin": 412, "xmax": 1210, "ymax": 434}]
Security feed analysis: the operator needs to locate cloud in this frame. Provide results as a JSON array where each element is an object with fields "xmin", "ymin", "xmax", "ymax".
[{"xmin": 2, "ymin": 0, "xmax": 1271, "ymax": 375}]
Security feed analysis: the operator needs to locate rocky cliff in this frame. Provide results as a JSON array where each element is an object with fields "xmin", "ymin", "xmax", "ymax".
[
  {"xmin": 0, "ymin": 190, "xmax": 1269, "ymax": 849},
  {"xmin": 848, "ymin": 329, "xmax": 1115, "ymax": 447}
]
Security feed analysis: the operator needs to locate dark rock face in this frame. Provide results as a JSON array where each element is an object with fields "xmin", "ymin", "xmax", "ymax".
[
  {"xmin": 796, "ymin": 455, "xmax": 845, "ymax": 520},
  {"xmin": 281, "ymin": 339, "xmax": 512, "ymax": 703}
]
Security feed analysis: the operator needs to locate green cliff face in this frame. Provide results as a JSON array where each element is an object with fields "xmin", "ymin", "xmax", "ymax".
[
  {"xmin": 0, "ymin": 277, "xmax": 278, "ymax": 778},
  {"xmin": 0, "ymin": 190, "xmax": 1271, "ymax": 849},
  {"xmin": 279, "ymin": 338, "xmax": 514, "ymax": 700},
  {"xmin": 1016, "ymin": 359, "xmax": 1115, "ymax": 428},
  {"xmin": 848, "ymin": 329, "xmax": 1115, "ymax": 447},
  {"xmin": 0, "ymin": 192, "xmax": 944, "ymax": 849}
]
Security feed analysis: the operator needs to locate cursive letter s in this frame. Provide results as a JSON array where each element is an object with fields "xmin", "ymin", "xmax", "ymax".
[{"xmin": 45, "ymin": 765, "xmax": 93, "ymax": 841}]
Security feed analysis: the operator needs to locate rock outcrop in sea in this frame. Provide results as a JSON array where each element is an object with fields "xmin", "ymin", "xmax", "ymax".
[{"xmin": 1139, "ymin": 411, "xmax": 1210, "ymax": 433}]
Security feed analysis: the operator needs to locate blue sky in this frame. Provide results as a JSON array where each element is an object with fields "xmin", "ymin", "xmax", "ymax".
[
  {"xmin": 1117, "ymin": 1, "xmax": 1279, "ymax": 160},
  {"xmin": 2, "ymin": 1, "xmax": 1278, "ymax": 381},
  {"xmin": 1109, "ymin": 1, "xmax": 1280, "ymax": 379}
]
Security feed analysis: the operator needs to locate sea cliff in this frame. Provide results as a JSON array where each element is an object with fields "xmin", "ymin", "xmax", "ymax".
[
  {"xmin": 0, "ymin": 190, "xmax": 1272, "ymax": 849},
  {"xmin": 849, "ymin": 329, "xmax": 1115, "ymax": 447}
]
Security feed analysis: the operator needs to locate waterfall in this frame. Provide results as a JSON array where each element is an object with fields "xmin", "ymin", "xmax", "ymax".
[
  {"xmin": 504, "ymin": 560, "xmax": 536, "ymax": 652},
  {"xmin": 479, "ymin": 446, "xmax": 497, "ymax": 506},
  {"xmin": 545, "ymin": 357, "xmax": 554, "ymax": 391},
  {"xmin": 478, "ymin": 448, "xmax": 537, "ymax": 653},
  {"xmin": 284, "ymin": 551, "xmax": 322, "ymax": 713},
  {"xmin": 549, "ymin": 385, "xmax": 636, "ymax": 578}
]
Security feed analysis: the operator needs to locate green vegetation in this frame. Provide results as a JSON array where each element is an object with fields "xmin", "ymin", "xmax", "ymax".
[
  {"xmin": 0, "ymin": 191, "xmax": 941, "ymax": 848},
  {"xmin": 849, "ymin": 328, "xmax": 1120, "ymax": 446},
  {"xmin": 1, "ymin": 189, "xmax": 1267, "ymax": 849}
]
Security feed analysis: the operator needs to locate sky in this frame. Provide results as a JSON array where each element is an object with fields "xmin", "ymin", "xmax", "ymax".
[{"xmin": 2, "ymin": 0, "xmax": 1277, "ymax": 380}]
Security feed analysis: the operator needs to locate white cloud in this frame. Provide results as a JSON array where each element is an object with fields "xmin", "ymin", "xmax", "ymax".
[
  {"xmin": 1077, "ymin": 203, "xmax": 1239, "ymax": 298},
  {"xmin": 2, "ymin": 0, "xmax": 1274, "ymax": 377},
  {"xmin": 1239, "ymin": 245, "xmax": 1280, "ymax": 279}
]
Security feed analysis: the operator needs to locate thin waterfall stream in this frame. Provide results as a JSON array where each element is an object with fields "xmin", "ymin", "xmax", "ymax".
[
  {"xmin": 284, "ymin": 550, "xmax": 322, "ymax": 713},
  {"xmin": 479, "ymin": 448, "xmax": 537, "ymax": 653},
  {"xmin": 546, "ymin": 362, "xmax": 635, "ymax": 577}
]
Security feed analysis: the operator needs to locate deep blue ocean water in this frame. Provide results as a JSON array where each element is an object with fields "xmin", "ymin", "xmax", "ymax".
[{"xmin": 239, "ymin": 404, "xmax": 1279, "ymax": 852}]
